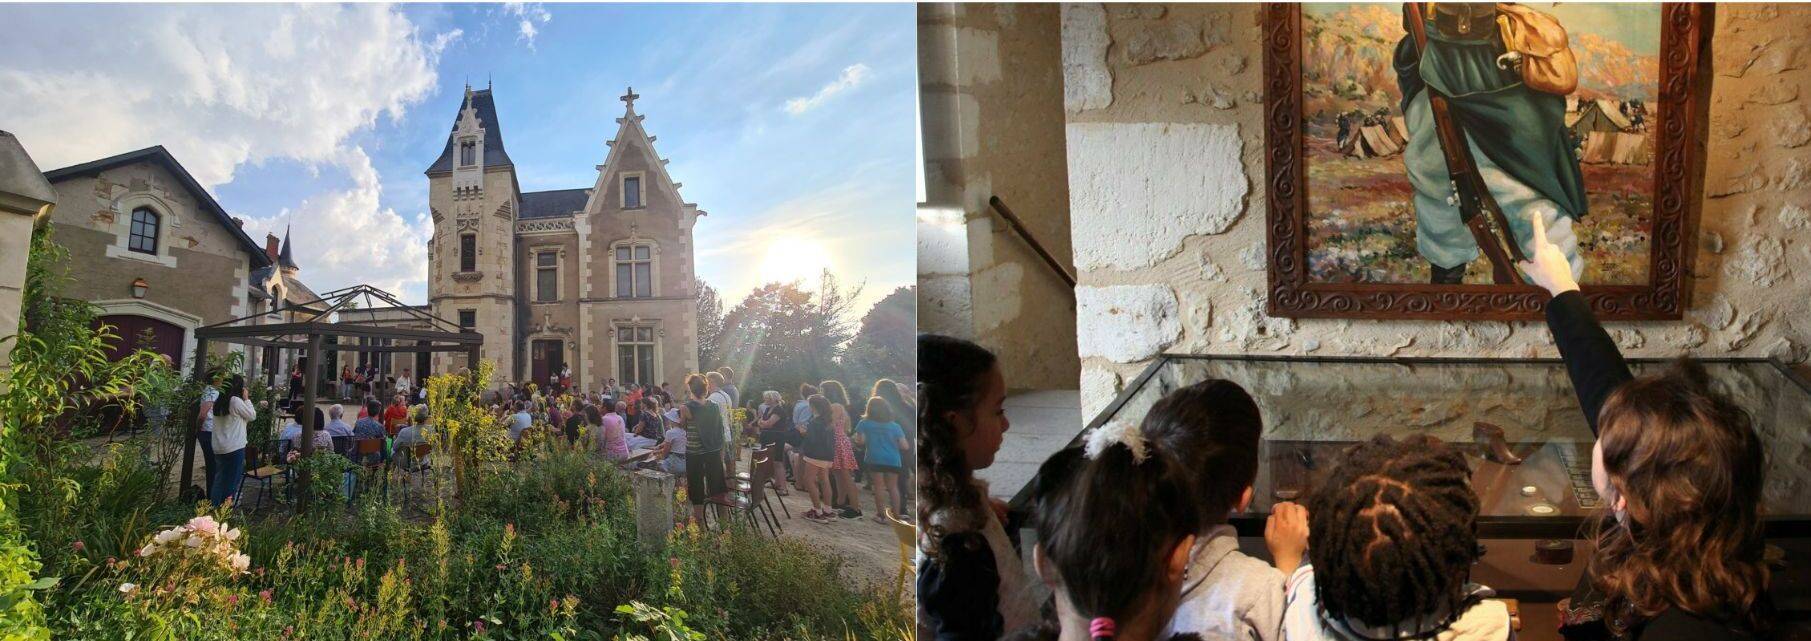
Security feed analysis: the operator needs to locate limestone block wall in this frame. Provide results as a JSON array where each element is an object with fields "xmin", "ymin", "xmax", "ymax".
[
  {"xmin": 1062, "ymin": 3, "xmax": 1811, "ymax": 418},
  {"xmin": 918, "ymin": 3, "xmax": 1082, "ymax": 391}
]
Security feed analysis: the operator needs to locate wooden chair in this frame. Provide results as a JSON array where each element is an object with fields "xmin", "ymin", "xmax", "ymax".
[
  {"xmin": 348, "ymin": 438, "xmax": 387, "ymax": 502},
  {"xmin": 885, "ymin": 509, "xmax": 917, "ymax": 599},
  {"xmin": 398, "ymin": 442, "xmax": 435, "ymax": 511},
  {"xmin": 237, "ymin": 444, "xmax": 285, "ymax": 513}
]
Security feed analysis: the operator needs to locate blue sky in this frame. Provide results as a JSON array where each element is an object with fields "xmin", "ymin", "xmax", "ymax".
[{"xmin": 0, "ymin": 3, "xmax": 916, "ymax": 314}]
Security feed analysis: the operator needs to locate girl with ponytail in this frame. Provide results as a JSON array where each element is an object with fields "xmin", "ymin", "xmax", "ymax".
[
  {"xmin": 918, "ymin": 334, "xmax": 1039, "ymax": 640},
  {"xmin": 1017, "ymin": 420, "xmax": 1200, "ymax": 641}
]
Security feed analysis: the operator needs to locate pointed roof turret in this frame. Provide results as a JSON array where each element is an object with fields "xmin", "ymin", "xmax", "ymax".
[
  {"xmin": 278, "ymin": 225, "xmax": 298, "ymax": 271},
  {"xmin": 425, "ymin": 85, "xmax": 513, "ymax": 175}
]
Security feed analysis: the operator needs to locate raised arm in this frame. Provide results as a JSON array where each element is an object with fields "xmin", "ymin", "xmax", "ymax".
[{"xmin": 1521, "ymin": 215, "xmax": 1633, "ymax": 436}]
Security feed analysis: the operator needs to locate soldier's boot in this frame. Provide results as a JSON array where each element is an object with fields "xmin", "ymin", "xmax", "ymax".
[{"xmin": 1430, "ymin": 261, "xmax": 1467, "ymax": 284}]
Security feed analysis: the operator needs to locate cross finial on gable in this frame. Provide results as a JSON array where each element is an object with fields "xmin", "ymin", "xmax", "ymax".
[{"xmin": 620, "ymin": 86, "xmax": 639, "ymax": 110}]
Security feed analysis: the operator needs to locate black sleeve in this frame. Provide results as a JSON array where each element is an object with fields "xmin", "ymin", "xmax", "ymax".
[
  {"xmin": 1544, "ymin": 290, "xmax": 1635, "ymax": 436},
  {"xmin": 918, "ymin": 531, "xmax": 1005, "ymax": 641}
]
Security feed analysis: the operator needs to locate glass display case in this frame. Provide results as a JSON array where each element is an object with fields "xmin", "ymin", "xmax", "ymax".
[{"xmin": 1006, "ymin": 355, "xmax": 1811, "ymax": 621}]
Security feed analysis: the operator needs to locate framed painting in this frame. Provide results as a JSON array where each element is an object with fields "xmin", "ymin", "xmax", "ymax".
[{"xmin": 1263, "ymin": 3, "xmax": 1710, "ymax": 320}]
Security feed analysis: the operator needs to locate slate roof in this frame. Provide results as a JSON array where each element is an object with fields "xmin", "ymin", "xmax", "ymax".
[
  {"xmin": 43, "ymin": 146, "xmax": 272, "ymax": 268},
  {"xmin": 278, "ymin": 226, "xmax": 298, "ymax": 269},
  {"xmin": 425, "ymin": 89, "xmax": 513, "ymax": 175},
  {"xmin": 519, "ymin": 188, "xmax": 588, "ymax": 219}
]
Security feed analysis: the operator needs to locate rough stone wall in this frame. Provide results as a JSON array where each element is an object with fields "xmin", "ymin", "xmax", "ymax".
[
  {"xmin": 428, "ymin": 166, "xmax": 519, "ymax": 384},
  {"xmin": 1063, "ymin": 3, "xmax": 1811, "ymax": 418},
  {"xmin": 46, "ymin": 165, "xmax": 251, "ymax": 329},
  {"xmin": 919, "ymin": 3, "xmax": 1082, "ymax": 391}
]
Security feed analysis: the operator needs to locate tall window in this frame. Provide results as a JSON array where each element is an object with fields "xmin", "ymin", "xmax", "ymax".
[
  {"xmin": 460, "ymin": 140, "xmax": 476, "ymax": 166},
  {"xmin": 623, "ymin": 176, "xmax": 641, "ymax": 208},
  {"xmin": 535, "ymin": 251, "xmax": 558, "ymax": 302},
  {"xmin": 617, "ymin": 326, "xmax": 655, "ymax": 385},
  {"xmin": 458, "ymin": 310, "xmax": 476, "ymax": 330},
  {"xmin": 459, "ymin": 233, "xmax": 477, "ymax": 272},
  {"xmin": 615, "ymin": 244, "xmax": 652, "ymax": 298},
  {"xmin": 128, "ymin": 207, "xmax": 160, "ymax": 254}
]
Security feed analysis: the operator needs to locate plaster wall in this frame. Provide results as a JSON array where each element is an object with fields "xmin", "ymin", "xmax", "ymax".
[
  {"xmin": 1061, "ymin": 3, "xmax": 1811, "ymax": 418},
  {"xmin": 919, "ymin": 3, "xmax": 1082, "ymax": 391}
]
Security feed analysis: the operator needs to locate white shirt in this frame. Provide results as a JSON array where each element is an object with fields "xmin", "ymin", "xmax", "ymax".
[
  {"xmin": 708, "ymin": 389, "xmax": 733, "ymax": 444},
  {"xmin": 1281, "ymin": 565, "xmax": 1511, "ymax": 641},
  {"xmin": 212, "ymin": 396, "xmax": 256, "ymax": 454},
  {"xmin": 396, "ymin": 376, "xmax": 413, "ymax": 394}
]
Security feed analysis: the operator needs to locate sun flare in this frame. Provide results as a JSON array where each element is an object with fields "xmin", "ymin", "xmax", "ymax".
[{"xmin": 757, "ymin": 238, "xmax": 834, "ymax": 289}]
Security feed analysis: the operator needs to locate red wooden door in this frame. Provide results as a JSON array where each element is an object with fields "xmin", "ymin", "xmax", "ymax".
[{"xmin": 94, "ymin": 314, "xmax": 184, "ymax": 365}]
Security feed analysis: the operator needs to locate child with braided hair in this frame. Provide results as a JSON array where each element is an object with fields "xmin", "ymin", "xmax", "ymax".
[
  {"xmin": 1137, "ymin": 379, "xmax": 1291, "ymax": 641},
  {"xmin": 1278, "ymin": 434, "xmax": 1514, "ymax": 641},
  {"xmin": 1014, "ymin": 419, "xmax": 1201, "ymax": 641}
]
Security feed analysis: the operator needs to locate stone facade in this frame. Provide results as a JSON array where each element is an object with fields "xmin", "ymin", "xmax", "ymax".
[
  {"xmin": 426, "ymin": 87, "xmax": 702, "ymax": 390},
  {"xmin": 1058, "ymin": 3, "xmax": 1811, "ymax": 417},
  {"xmin": 918, "ymin": 4, "xmax": 1082, "ymax": 391},
  {"xmin": 38, "ymin": 147, "xmax": 268, "ymax": 374}
]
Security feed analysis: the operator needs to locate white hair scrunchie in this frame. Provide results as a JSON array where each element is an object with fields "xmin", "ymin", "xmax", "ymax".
[{"xmin": 1083, "ymin": 419, "xmax": 1149, "ymax": 464}]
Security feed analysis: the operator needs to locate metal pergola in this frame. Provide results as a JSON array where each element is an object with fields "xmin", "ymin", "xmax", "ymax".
[{"xmin": 184, "ymin": 284, "xmax": 482, "ymax": 506}]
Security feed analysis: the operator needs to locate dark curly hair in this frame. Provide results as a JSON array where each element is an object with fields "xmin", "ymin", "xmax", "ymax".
[
  {"xmin": 1029, "ymin": 444, "xmax": 1199, "ymax": 640},
  {"xmin": 1307, "ymin": 434, "xmax": 1481, "ymax": 634},
  {"xmin": 917, "ymin": 334, "xmax": 996, "ymax": 556},
  {"xmin": 1139, "ymin": 379, "xmax": 1262, "ymax": 530},
  {"xmin": 1592, "ymin": 360, "xmax": 1771, "ymax": 635}
]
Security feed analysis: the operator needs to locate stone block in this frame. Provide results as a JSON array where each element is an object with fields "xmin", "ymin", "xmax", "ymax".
[
  {"xmin": 632, "ymin": 468, "xmax": 676, "ymax": 551},
  {"xmin": 1062, "ymin": 3, "xmax": 1112, "ymax": 112},
  {"xmin": 1077, "ymin": 285, "xmax": 1181, "ymax": 363},
  {"xmin": 1066, "ymin": 122, "xmax": 1246, "ymax": 272},
  {"xmin": 1123, "ymin": 20, "xmax": 1207, "ymax": 66}
]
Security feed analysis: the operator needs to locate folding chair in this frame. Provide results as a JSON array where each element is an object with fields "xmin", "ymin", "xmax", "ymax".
[
  {"xmin": 728, "ymin": 447, "xmax": 784, "ymax": 536},
  {"xmin": 734, "ymin": 445, "xmax": 789, "ymax": 520},
  {"xmin": 711, "ymin": 451, "xmax": 778, "ymax": 537}
]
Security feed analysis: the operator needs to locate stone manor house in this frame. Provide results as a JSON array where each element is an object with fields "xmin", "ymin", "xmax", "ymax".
[
  {"xmin": 425, "ymin": 86, "xmax": 703, "ymax": 389},
  {"xmin": 13, "ymin": 83, "xmax": 702, "ymax": 393}
]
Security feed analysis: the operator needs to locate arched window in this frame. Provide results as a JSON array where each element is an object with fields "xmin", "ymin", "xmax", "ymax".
[{"xmin": 128, "ymin": 207, "xmax": 160, "ymax": 254}]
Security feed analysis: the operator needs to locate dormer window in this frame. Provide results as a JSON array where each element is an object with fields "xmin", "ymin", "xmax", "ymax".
[
  {"xmin": 623, "ymin": 175, "xmax": 642, "ymax": 209},
  {"xmin": 128, "ymin": 207, "xmax": 160, "ymax": 254},
  {"xmin": 460, "ymin": 140, "xmax": 477, "ymax": 167}
]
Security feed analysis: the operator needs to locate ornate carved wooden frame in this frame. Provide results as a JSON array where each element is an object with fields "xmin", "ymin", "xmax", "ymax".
[{"xmin": 1262, "ymin": 3, "xmax": 1710, "ymax": 320}]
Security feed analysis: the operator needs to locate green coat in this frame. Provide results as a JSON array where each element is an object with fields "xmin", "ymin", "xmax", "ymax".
[{"xmin": 1393, "ymin": 17, "xmax": 1589, "ymax": 220}]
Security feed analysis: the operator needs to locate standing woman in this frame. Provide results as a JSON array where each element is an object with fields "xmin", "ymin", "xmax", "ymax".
[
  {"xmin": 195, "ymin": 372, "xmax": 221, "ymax": 497},
  {"xmin": 796, "ymin": 394, "xmax": 839, "ymax": 524},
  {"xmin": 679, "ymin": 374, "xmax": 728, "ymax": 526},
  {"xmin": 209, "ymin": 374, "xmax": 256, "ymax": 507},
  {"xmin": 917, "ymin": 334, "xmax": 1036, "ymax": 640},
  {"xmin": 820, "ymin": 380, "xmax": 862, "ymax": 519},
  {"xmin": 757, "ymin": 390, "xmax": 795, "ymax": 489}
]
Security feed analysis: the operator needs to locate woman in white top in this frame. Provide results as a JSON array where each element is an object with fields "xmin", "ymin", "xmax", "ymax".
[{"xmin": 209, "ymin": 374, "xmax": 257, "ymax": 507}]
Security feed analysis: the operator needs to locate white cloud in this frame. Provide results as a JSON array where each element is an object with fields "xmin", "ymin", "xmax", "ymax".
[
  {"xmin": 0, "ymin": 4, "xmax": 455, "ymax": 303},
  {"xmin": 502, "ymin": 3, "xmax": 552, "ymax": 50},
  {"xmin": 240, "ymin": 148, "xmax": 431, "ymax": 300},
  {"xmin": 783, "ymin": 63, "xmax": 871, "ymax": 115}
]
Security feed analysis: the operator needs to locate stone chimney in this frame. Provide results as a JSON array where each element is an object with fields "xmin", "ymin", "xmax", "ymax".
[{"xmin": 265, "ymin": 233, "xmax": 280, "ymax": 263}]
